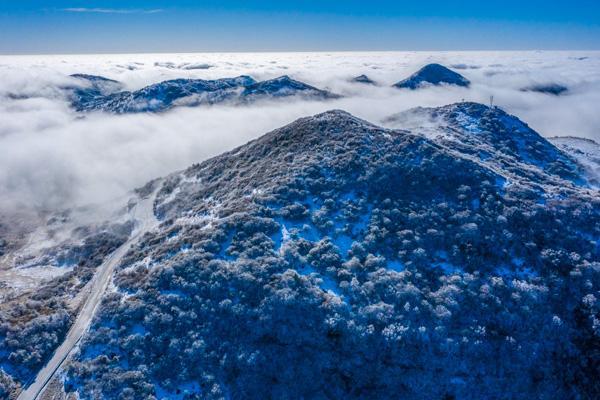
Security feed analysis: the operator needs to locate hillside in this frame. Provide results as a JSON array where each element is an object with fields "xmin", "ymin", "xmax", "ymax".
[{"xmin": 42, "ymin": 104, "xmax": 600, "ymax": 399}]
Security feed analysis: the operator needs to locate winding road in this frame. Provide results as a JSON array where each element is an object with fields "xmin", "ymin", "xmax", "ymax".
[{"xmin": 17, "ymin": 191, "xmax": 160, "ymax": 400}]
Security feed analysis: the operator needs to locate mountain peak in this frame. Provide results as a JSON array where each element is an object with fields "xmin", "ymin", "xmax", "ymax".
[
  {"xmin": 247, "ymin": 109, "xmax": 389, "ymax": 150},
  {"xmin": 241, "ymin": 75, "xmax": 340, "ymax": 100},
  {"xmin": 270, "ymin": 75, "xmax": 293, "ymax": 82},
  {"xmin": 309, "ymin": 109, "xmax": 373, "ymax": 124},
  {"xmin": 393, "ymin": 63, "xmax": 471, "ymax": 89},
  {"xmin": 70, "ymin": 74, "xmax": 120, "ymax": 84},
  {"xmin": 351, "ymin": 74, "xmax": 377, "ymax": 85},
  {"xmin": 385, "ymin": 102, "xmax": 586, "ymax": 185},
  {"xmin": 156, "ymin": 108, "xmax": 491, "ymax": 221}
]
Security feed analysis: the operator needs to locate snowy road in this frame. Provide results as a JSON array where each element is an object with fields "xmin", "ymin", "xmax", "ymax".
[{"xmin": 17, "ymin": 191, "xmax": 160, "ymax": 400}]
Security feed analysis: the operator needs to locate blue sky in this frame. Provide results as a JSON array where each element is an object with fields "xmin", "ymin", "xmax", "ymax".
[{"xmin": 1, "ymin": 1, "xmax": 599, "ymax": 53}]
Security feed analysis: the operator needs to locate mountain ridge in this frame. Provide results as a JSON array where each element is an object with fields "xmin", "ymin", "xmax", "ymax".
[{"xmin": 70, "ymin": 74, "xmax": 338, "ymax": 113}]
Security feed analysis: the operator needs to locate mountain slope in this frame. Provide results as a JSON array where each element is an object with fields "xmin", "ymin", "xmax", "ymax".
[
  {"xmin": 550, "ymin": 136, "xmax": 600, "ymax": 187},
  {"xmin": 68, "ymin": 74, "xmax": 124, "ymax": 108},
  {"xmin": 55, "ymin": 106, "xmax": 600, "ymax": 400},
  {"xmin": 393, "ymin": 64, "xmax": 471, "ymax": 89},
  {"xmin": 0, "ymin": 194, "xmax": 147, "ymax": 399}
]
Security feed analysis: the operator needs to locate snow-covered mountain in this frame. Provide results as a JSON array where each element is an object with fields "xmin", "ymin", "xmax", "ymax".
[
  {"xmin": 2, "ymin": 103, "xmax": 599, "ymax": 400},
  {"xmin": 240, "ymin": 75, "xmax": 340, "ymax": 100},
  {"xmin": 393, "ymin": 63, "xmax": 471, "ymax": 89},
  {"xmin": 384, "ymin": 102, "xmax": 589, "ymax": 188},
  {"xmin": 70, "ymin": 75, "xmax": 338, "ymax": 113}
]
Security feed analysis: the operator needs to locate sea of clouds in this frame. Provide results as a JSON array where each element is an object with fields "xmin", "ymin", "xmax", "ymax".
[{"xmin": 0, "ymin": 51, "xmax": 599, "ymax": 218}]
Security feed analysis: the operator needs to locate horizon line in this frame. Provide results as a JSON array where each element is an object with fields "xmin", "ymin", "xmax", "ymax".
[{"xmin": 1, "ymin": 49, "xmax": 600, "ymax": 57}]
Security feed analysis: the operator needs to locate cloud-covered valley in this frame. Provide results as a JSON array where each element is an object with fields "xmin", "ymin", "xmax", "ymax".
[{"xmin": 1, "ymin": 51, "xmax": 599, "ymax": 216}]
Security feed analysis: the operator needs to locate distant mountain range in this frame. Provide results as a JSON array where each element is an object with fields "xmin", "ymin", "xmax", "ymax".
[
  {"xmin": 69, "ymin": 74, "xmax": 339, "ymax": 113},
  {"xmin": 68, "ymin": 63, "xmax": 475, "ymax": 114},
  {"xmin": 59, "ymin": 63, "xmax": 576, "ymax": 114},
  {"xmin": 2, "ymin": 63, "xmax": 576, "ymax": 111}
]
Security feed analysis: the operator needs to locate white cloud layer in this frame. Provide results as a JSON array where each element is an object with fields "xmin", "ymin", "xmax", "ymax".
[{"xmin": 0, "ymin": 51, "xmax": 599, "ymax": 217}]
